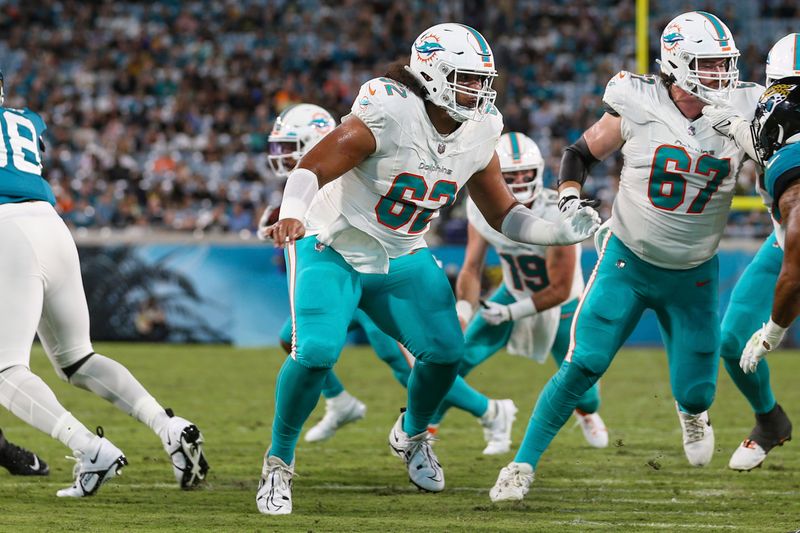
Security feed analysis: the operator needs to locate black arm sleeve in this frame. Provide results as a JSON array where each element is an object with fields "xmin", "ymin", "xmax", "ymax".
[{"xmin": 558, "ymin": 136, "xmax": 600, "ymax": 187}]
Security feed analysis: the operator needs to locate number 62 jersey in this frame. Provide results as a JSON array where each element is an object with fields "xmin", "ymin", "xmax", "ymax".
[
  {"xmin": 604, "ymin": 71, "xmax": 763, "ymax": 269},
  {"xmin": 305, "ymin": 77, "xmax": 503, "ymax": 274}
]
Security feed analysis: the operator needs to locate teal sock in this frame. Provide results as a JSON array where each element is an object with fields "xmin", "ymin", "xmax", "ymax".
[
  {"xmin": 270, "ymin": 357, "xmax": 329, "ymax": 464},
  {"xmin": 321, "ymin": 370, "xmax": 345, "ymax": 399},
  {"xmin": 403, "ymin": 359, "xmax": 459, "ymax": 436},
  {"xmin": 443, "ymin": 376, "xmax": 489, "ymax": 418},
  {"xmin": 515, "ymin": 362, "xmax": 597, "ymax": 468},
  {"xmin": 723, "ymin": 357, "xmax": 776, "ymax": 414},
  {"xmin": 575, "ymin": 382, "xmax": 601, "ymax": 414}
]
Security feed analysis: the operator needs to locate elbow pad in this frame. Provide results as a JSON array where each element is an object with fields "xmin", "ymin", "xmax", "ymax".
[{"xmin": 558, "ymin": 136, "xmax": 600, "ymax": 187}]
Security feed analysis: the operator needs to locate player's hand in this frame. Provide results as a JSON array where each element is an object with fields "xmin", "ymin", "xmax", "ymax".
[
  {"xmin": 702, "ymin": 100, "xmax": 744, "ymax": 139},
  {"xmin": 480, "ymin": 300, "xmax": 512, "ymax": 325},
  {"xmin": 740, "ymin": 322, "xmax": 785, "ymax": 374},
  {"xmin": 256, "ymin": 205, "xmax": 279, "ymax": 241},
  {"xmin": 554, "ymin": 197, "xmax": 601, "ymax": 244},
  {"xmin": 262, "ymin": 218, "xmax": 305, "ymax": 248},
  {"xmin": 455, "ymin": 300, "xmax": 474, "ymax": 331}
]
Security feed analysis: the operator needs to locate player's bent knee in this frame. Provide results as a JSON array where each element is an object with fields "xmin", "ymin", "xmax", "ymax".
[
  {"xmin": 718, "ymin": 331, "xmax": 745, "ymax": 361},
  {"xmin": 60, "ymin": 352, "xmax": 95, "ymax": 382},
  {"xmin": 561, "ymin": 359, "xmax": 602, "ymax": 391},
  {"xmin": 676, "ymin": 382, "xmax": 715, "ymax": 414},
  {"xmin": 293, "ymin": 337, "xmax": 344, "ymax": 369}
]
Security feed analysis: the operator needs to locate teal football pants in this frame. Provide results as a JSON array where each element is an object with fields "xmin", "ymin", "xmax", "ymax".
[
  {"xmin": 719, "ymin": 233, "xmax": 781, "ymax": 414},
  {"xmin": 269, "ymin": 237, "xmax": 464, "ymax": 463},
  {"xmin": 515, "ymin": 234, "xmax": 720, "ymax": 468}
]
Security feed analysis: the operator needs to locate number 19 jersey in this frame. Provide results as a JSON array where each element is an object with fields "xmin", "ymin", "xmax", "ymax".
[
  {"xmin": 603, "ymin": 72, "xmax": 762, "ymax": 269},
  {"xmin": 466, "ymin": 190, "xmax": 584, "ymax": 303},
  {"xmin": 0, "ymin": 107, "xmax": 53, "ymax": 205},
  {"xmin": 305, "ymin": 77, "xmax": 503, "ymax": 273}
]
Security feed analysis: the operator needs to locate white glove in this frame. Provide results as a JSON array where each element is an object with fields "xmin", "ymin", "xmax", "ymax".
[
  {"xmin": 740, "ymin": 319, "xmax": 787, "ymax": 374},
  {"xmin": 256, "ymin": 205, "xmax": 278, "ymax": 241},
  {"xmin": 480, "ymin": 300, "xmax": 512, "ymax": 325},
  {"xmin": 702, "ymin": 101, "xmax": 758, "ymax": 160},
  {"xmin": 557, "ymin": 188, "xmax": 602, "ymax": 243}
]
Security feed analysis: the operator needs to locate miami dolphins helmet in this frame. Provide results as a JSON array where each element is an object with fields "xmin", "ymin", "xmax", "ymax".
[
  {"xmin": 407, "ymin": 23, "xmax": 497, "ymax": 122},
  {"xmin": 497, "ymin": 132, "xmax": 544, "ymax": 204},
  {"xmin": 267, "ymin": 104, "xmax": 336, "ymax": 177},
  {"xmin": 752, "ymin": 77, "xmax": 800, "ymax": 165},
  {"xmin": 658, "ymin": 11, "xmax": 739, "ymax": 102},
  {"xmin": 766, "ymin": 34, "xmax": 800, "ymax": 86}
]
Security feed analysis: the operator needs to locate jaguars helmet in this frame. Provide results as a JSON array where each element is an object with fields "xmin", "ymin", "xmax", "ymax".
[
  {"xmin": 766, "ymin": 34, "xmax": 800, "ymax": 86},
  {"xmin": 497, "ymin": 132, "xmax": 544, "ymax": 204},
  {"xmin": 752, "ymin": 77, "xmax": 800, "ymax": 165},
  {"xmin": 406, "ymin": 23, "xmax": 497, "ymax": 123},
  {"xmin": 658, "ymin": 11, "xmax": 739, "ymax": 103},
  {"xmin": 267, "ymin": 103, "xmax": 336, "ymax": 178}
]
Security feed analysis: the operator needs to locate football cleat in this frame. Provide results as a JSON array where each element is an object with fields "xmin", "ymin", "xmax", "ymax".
[
  {"xmin": 161, "ymin": 408, "xmax": 209, "ymax": 489},
  {"xmin": 304, "ymin": 392, "xmax": 367, "ymax": 443},
  {"xmin": 490, "ymin": 462, "xmax": 534, "ymax": 502},
  {"xmin": 388, "ymin": 411, "xmax": 444, "ymax": 492},
  {"xmin": 729, "ymin": 403, "xmax": 792, "ymax": 471},
  {"xmin": 56, "ymin": 427, "xmax": 127, "ymax": 498},
  {"xmin": 675, "ymin": 403, "xmax": 714, "ymax": 466},
  {"xmin": 0, "ymin": 430, "xmax": 49, "ymax": 476},
  {"xmin": 256, "ymin": 455, "xmax": 294, "ymax": 515},
  {"xmin": 574, "ymin": 409, "xmax": 609, "ymax": 448},
  {"xmin": 480, "ymin": 399, "xmax": 518, "ymax": 455}
]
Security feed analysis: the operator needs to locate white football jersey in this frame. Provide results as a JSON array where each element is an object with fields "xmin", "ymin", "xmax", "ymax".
[
  {"xmin": 466, "ymin": 190, "xmax": 584, "ymax": 302},
  {"xmin": 306, "ymin": 77, "xmax": 503, "ymax": 273},
  {"xmin": 604, "ymin": 71, "xmax": 764, "ymax": 269}
]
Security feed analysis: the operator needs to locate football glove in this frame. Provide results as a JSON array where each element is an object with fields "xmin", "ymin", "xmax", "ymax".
[
  {"xmin": 480, "ymin": 300, "xmax": 511, "ymax": 325},
  {"xmin": 740, "ymin": 320, "xmax": 787, "ymax": 374},
  {"xmin": 702, "ymin": 101, "xmax": 758, "ymax": 160},
  {"xmin": 256, "ymin": 205, "xmax": 279, "ymax": 241}
]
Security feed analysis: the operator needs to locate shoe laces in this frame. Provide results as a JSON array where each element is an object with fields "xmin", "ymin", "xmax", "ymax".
[
  {"xmin": 682, "ymin": 413, "xmax": 707, "ymax": 443},
  {"xmin": 265, "ymin": 461, "xmax": 295, "ymax": 490},
  {"xmin": 501, "ymin": 465, "xmax": 532, "ymax": 489},
  {"xmin": 405, "ymin": 431, "xmax": 437, "ymax": 463}
]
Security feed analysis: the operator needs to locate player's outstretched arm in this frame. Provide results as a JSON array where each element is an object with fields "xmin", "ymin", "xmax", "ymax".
[
  {"xmin": 455, "ymin": 223, "xmax": 489, "ymax": 326},
  {"xmin": 558, "ymin": 112, "xmax": 623, "ymax": 199},
  {"xmin": 741, "ymin": 183, "xmax": 800, "ymax": 373},
  {"xmin": 264, "ymin": 117, "xmax": 377, "ymax": 247},
  {"xmin": 468, "ymin": 154, "xmax": 598, "ymax": 245}
]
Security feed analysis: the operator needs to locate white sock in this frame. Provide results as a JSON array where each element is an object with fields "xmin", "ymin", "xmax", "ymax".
[
  {"xmin": 69, "ymin": 354, "xmax": 169, "ymax": 436},
  {"xmin": 0, "ymin": 365, "xmax": 95, "ymax": 451}
]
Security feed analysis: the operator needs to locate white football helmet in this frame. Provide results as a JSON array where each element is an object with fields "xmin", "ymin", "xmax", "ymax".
[
  {"xmin": 406, "ymin": 23, "xmax": 497, "ymax": 123},
  {"xmin": 497, "ymin": 132, "xmax": 544, "ymax": 204},
  {"xmin": 658, "ymin": 11, "xmax": 739, "ymax": 103},
  {"xmin": 267, "ymin": 104, "xmax": 336, "ymax": 177},
  {"xmin": 766, "ymin": 34, "xmax": 800, "ymax": 86}
]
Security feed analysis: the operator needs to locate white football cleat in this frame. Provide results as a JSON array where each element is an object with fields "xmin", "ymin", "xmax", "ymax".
[
  {"xmin": 574, "ymin": 409, "xmax": 609, "ymax": 448},
  {"xmin": 161, "ymin": 408, "xmax": 209, "ymax": 489},
  {"xmin": 490, "ymin": 462, "xmax": 534, "ymax": 502},
  {"xmin": 304, "ymin": 392, "xmax": 366, "ymax": 443},
  {"xmin": 480, "ymin": 399, "xmax": 518, "ymax": 455},
  {"xmin": 675, "ymin": 403, "xmax": 714, "ymax": 466},
  {"xmin": 729, "ymin": 403, "xmax": 792, "ymax": 471},
  {"xmin": 388, "ymin": 412, "xmax": 444, "ymax": 492},
  {"xmin": 56, "ymin": 428, "xmax": 127, "ymax": 498},
  {"xmin": 256, "ymin": 455, "xmax": 294, "ymax": 515}
]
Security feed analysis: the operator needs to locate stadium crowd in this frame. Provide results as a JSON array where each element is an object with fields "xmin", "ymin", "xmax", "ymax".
[{"xmin": 0, "ymin": 0, "xmax": 790, "ymax": 241}]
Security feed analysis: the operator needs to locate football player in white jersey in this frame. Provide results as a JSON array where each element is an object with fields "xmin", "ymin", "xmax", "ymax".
[
  {"xmin": 0, "ymin": 69, "xmax": 208, "ymax": 497},
  {"xmin": 490, "ymin": 11, "xmax": 764, "ymax": 502},
  {"xmin": 700, "ymin": 34, "xmax": 800, "ymax": 471},
  {"xmin": 265, "ymin": 104, "xmax": 515, "ymax": 450},
  {"xmin": 433, "ymin": 132, "xmax": 607, "ymax": 451},
  {"xmin": 257, "ymin": 23, "xmax": 600, "ymax": 514}
]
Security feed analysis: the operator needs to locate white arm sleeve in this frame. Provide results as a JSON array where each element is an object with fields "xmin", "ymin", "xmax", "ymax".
[
  {"xmin": 730, "ymin": 118, "xmax": 758, "ymax": 161},
  {"xmin": 278, "ymin": 168, "xmax": 319, "ymax": 221},
  {"xmin": 500, "ymin": 204, "xmax": 562, "ymax": 245}
]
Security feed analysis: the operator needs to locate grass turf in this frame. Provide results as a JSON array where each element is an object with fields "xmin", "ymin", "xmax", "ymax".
[{"xmin": 2, "ymin": 343, "xmax": 799, "ymax": 532}]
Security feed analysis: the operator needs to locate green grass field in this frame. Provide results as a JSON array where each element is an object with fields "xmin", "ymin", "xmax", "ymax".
[{"xmin": 3, "ymin": 343, "xmax": 800, "ymax": 532}]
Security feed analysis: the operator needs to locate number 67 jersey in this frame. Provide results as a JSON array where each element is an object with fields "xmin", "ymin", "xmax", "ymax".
[
  {"xmin": 305, "ymin": 77, "xmax": 503, "ymax": 274},
  {"xmin": 604, "ymin": 71, "xmax": 763, "ymax": 269}
]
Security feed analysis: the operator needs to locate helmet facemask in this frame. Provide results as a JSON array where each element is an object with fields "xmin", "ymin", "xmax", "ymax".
[
  {"xmin": 439, "ymin": 66, "xmax": 497, "ymax": 122},
  {"xmin": 504, "ymin": 168, "xmax": 541, "ymax": 204},
  {"xmin": 683, "ymin": 55, "xmax": 739, "ymax": 102},
  {"xmin": 267, "ymin": 140, "xmax": 303, "ymax": 178}
]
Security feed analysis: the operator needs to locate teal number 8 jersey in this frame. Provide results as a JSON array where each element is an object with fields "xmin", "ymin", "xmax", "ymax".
[{"xmin": 0, "ymin": 107, "xmax": 54, "ymax": 205}]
